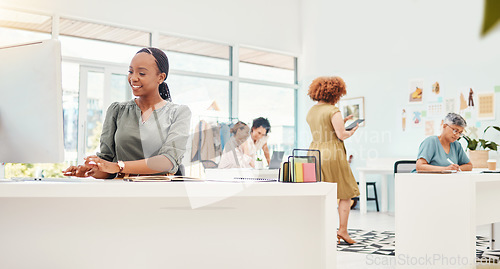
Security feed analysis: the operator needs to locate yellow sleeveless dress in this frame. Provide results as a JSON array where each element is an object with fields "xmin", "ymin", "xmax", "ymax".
[{"xmin": 306, "ymin": 104, "xmax": 360, "ymax": 199}]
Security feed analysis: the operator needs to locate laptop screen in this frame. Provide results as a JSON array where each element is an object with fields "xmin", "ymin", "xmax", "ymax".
[{"xmin": 269, "ymin": 151, "xmax": 285, "ymax": 169}]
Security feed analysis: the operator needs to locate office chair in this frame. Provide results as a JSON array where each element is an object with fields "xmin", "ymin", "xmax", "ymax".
[{"xmin": 394, "ymin": 160, "xmax": 417, "ymax": 174}]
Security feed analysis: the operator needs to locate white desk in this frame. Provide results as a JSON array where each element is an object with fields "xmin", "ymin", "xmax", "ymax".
[
  {"xmin": 357, "ymin": 167, "xmax": 393, "ymax": 214},
  {"xmin": 395, "ymin": 173, "xmax": 500, "ymax": 268},
  {"xmin": 0, "ymin": 180, "xmax": 337, "ymax": 269}
]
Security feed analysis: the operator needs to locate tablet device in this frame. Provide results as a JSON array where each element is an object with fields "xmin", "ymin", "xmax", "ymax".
[{"xmin": 345, "ymin": 119, "xmax": 364, "ymax": 130}]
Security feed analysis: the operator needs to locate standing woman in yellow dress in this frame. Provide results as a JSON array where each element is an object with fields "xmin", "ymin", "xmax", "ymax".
[{"xmin": 306, "ymin": 76, "xmax": 360, "ymax": 244}]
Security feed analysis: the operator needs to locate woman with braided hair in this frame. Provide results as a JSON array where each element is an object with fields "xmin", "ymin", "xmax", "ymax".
[{"xmin": 64, "ymin": 48, "xmax": 191, "ymax": 178}]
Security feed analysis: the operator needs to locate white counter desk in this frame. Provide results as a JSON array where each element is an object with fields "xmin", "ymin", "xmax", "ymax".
[
  {"xmin": 0, "ymin": 180, "xmax": 337, "ymax": 269},
  {"xmin": 395, "ymin": 172, "xmax": 500, "ymax": 268}
]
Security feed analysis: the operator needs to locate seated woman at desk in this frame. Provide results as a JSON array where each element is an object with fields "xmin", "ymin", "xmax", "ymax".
[
  {"xmin": 242, "ymin": 117, "xmax": 272, "ymax": 166},
  {"xmin": 415, "ymin": 113, "xmax": 472, "ymax": 172},
  {"xmin": 63, "ymin": 47, "xmax": 191, "ymax": 178},
  {"xmin": 218, "ymin": 121, "xmax": 251, "ymax": 168}
]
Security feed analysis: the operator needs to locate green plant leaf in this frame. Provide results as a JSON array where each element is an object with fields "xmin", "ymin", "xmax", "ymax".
[
  {"xmin": 479, "ymin": 139, "xmax": 487, "ymax": 149},
  {"xmin": 484, "ymin": 125, "xmax": 500, "ymax": 133},
  {"xmin": 481, "ymin": 0, "xmax": 500, "ymax": 37},
  {"xmin": 469, "ymin": 139, "xmax": 478, "ymax": 150},
  {"xmin": 490, "ymin": 142, "xmax": 498, "ymax": 151}
]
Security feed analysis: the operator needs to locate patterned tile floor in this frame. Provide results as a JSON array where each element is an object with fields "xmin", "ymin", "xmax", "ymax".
[{"xmin": 338, "ymin": 228, "xmax": 500, "ymax": 263}]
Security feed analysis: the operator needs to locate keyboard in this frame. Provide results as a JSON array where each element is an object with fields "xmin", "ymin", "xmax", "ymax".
[{"xmin": 10, "ymin": 177, "xmax": 103, "ymax": 182}]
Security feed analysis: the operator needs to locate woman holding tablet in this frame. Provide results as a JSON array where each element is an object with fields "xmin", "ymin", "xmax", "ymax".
[
  {"xmin": 415, "ymin": 113, "xmax": 472, "ymax": 172},
  {"xmin": 306, "ymin": 76, "xmax": 360, "ymax": 244},
  {"xmin": 64, "ymin": 47, "xmax": 191, "ymax": 178}
]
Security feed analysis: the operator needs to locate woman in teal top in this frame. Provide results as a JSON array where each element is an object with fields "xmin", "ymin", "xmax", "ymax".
[
  {"xmin": 64, "ymin": 48, "xmax": 191, "ymax": 178},
  {"xmin": 416, "ymin": 113, "xmax": 472, "ymax": 172}
]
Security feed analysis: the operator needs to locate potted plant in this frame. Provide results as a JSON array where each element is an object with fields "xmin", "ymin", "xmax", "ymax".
[
  {"xmin": 255, "ymin": 157, "xmax": 264, "ymax": 169},
  {"xmin": 461, "ymin": 126, "xmax": 500, "ymax": 168}
]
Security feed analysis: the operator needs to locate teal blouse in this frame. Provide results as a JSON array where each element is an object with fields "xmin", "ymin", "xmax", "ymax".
[
  {"xmin": 416, "ymin": 136, "xmax": 470, "ymax": 168},
  {"xmin": 96, "ymin": 100, "xmax": 191, "ymax": 174}
]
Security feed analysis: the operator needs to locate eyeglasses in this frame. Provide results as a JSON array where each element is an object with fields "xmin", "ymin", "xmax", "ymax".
[{"xmin": 445, "ymin": 125, "xmax": 464, "ymax": 135}]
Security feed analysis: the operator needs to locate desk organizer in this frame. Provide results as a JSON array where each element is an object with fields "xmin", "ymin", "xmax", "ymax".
[{"xmin": 280, "ymin": 149, "xmax": 321, "ymax": 182}]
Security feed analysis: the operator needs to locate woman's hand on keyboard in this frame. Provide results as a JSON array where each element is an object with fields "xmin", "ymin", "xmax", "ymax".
[
  {"xmin": 84, "ymin": 155, "xmax": 120, "ymax": 174},
  {"xmin": 63, "ymin": 165, "xmax": 94, "ymax": 177}
]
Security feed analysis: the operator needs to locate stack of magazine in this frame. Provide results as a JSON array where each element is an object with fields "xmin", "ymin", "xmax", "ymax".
[{"xmin": 279, "ymin": 149, "xmax": 321, "ymax": 183}]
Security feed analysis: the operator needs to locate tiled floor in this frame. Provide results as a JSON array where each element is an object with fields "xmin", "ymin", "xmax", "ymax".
[{"xmin": 337, "ymin": 209, "xmax": 499, "ymax": 269}]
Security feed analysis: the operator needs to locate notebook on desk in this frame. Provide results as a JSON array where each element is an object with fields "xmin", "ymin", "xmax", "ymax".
[{"xmin": 416, "ymin": 170, "xmax": 457, "ymax": 174}]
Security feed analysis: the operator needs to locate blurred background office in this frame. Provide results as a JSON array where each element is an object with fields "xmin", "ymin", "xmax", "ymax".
[{"xmin": 1, "ymin": 0, "xmax": 499, "ymax": 190}]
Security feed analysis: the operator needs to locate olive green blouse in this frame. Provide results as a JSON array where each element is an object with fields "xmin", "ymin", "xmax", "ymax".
[{"xmin": 96, "ymin": 100, "xmax": 191, "ymax": 174}]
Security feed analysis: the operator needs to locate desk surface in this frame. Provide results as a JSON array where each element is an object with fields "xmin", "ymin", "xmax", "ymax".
[{"xmin": 0, "ymin": 180, "xmax": 335, "ymax": 197}]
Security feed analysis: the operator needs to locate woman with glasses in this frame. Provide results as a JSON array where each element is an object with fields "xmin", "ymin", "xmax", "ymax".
[{"xmin": 415, "ymin": 113, "xmax": 472, "ymax": 172}]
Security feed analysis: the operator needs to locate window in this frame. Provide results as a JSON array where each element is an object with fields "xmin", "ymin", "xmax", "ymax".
[
  {"xmin": 61, "ymin": 61, "xmax": 80, "ymax": 164},
  {"xmin": 239, "ymin": 47, "xmax": 295, "ymax": 84},
  {"xmin": 168, "ymin": 74, "xmax": 231, "ymax": 120},
  {"xmin": 59, "ymin": 18, "xmax": 149, "ymax": 47},
  {"xmin": 0, "ymin": 8, "xmax": 51, "ymax": 46},
  {"xmin": 239, "ymin": 83, "xmax": 296, "ymax": 154},
  {"xmin": 158, "ymin": 34, "xmax": 230, "ymax": 76},
  {"xmin": 59, "ymin": 35, "xmax": 142, "ymax": 63},
  {"xmin": 237, "ymin": 47, "xmax": 298, "ymax": 156}
]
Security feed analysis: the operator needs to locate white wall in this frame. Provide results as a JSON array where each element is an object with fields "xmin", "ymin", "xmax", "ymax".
[
  {"xmin": 299, "ymin": 0, "xmax": 500, "ymax": 163},
  {"xmin": 1, "ymin": 0, "xmax": 301, "ymax": 54}
]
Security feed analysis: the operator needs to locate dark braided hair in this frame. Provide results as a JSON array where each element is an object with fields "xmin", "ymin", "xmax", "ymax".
[{"xmin": 136, "ymin": 47, "xmax": 171, "ymax": 101}]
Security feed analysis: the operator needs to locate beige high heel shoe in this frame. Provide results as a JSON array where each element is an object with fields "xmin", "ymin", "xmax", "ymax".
[{"xmin": 337, "ymin": 233, "xmax": 356, "ymax": 244}]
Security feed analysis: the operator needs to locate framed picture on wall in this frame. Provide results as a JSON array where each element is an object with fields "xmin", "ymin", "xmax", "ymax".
[
  {"xmin": 409, "ymin": 79, "xmax": 424, "ymax": 103},
  {"xmin": 477, "ymin": 92, "xmax": 495, "ymax": 120},
  {"xmin": 338, "ymin": 97, "xmax": 365, "ymax": 127}
]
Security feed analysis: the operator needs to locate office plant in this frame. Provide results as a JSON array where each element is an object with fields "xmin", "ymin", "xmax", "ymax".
[{"xmin": 460, "ymin": 125, "xmax": 500, "ymax": 167}]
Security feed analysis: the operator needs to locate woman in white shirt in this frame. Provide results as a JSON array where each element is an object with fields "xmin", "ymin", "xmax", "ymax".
[{"xmin": 218, "ymin": 122, "xmax": 251, "ymax": 168}]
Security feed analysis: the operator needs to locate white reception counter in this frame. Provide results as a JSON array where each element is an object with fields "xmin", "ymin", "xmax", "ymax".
[{"xmin": 0, "ymin": 180, "xmax": 337, "ymax": 269}]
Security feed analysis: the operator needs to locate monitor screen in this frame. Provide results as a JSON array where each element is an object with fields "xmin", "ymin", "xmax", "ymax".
[{"xmin": 0, "ymin": 39, "xmax": 64, "ymax": 163}]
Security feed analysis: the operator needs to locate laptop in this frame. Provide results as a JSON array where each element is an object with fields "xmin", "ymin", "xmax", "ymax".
[{"xmin": 268, "ymin": 151, "xmax": 285, "ymax": 169}]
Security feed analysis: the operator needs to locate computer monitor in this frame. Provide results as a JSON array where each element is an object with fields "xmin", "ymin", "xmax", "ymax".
[{"xmin": 0, "ymin": 39, "xmax": 64, "ymax": 163}]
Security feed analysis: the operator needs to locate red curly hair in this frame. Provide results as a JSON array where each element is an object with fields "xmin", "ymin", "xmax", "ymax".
[{"xmin": 307, "ymin": 76, "xmax": 346, "ymax": 104}]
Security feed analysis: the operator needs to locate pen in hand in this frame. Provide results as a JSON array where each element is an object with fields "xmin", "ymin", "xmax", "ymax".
[{"xmin": 446, "ymin": 158, "xmax": 461, "ymax": 171}]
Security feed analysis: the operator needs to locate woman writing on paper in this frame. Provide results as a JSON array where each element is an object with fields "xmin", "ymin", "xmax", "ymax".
[
  {"xmin": 415, "ymin": 113, "xmax": 472, "ymax": 172},
  {"xmin": 306, "ymin": 76, "xmax": 360, "ymax": 244},
  {"xmin": 63, "ymin": 48, "xmax": 191, "ymax": 178}
]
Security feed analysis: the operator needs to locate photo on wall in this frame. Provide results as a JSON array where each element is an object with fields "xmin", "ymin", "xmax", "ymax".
[
  {"xmin": 444, "ymin": 98, "xmax": 456, "ymax": 113},
  {"xmin": 338, "ymin": 97, "xmax": 365, "ymax": 127},
  {"xmin": 409, "ymin": 79, "xmax": 424, "ymax": 103},
  {"xmin": 402, "ymin": 108, "xmax": 407, "ymax": 132},
  {"xmin": 411, "ymin": 109, "xmax": 423, "ymax": 127},
  {"xmin": 427, "ymin": 81, "xmax": 443, "ymax": 103},
  {"xmin": 477, "ymin": 92, "xmax": 495, "ymax": 120}
]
